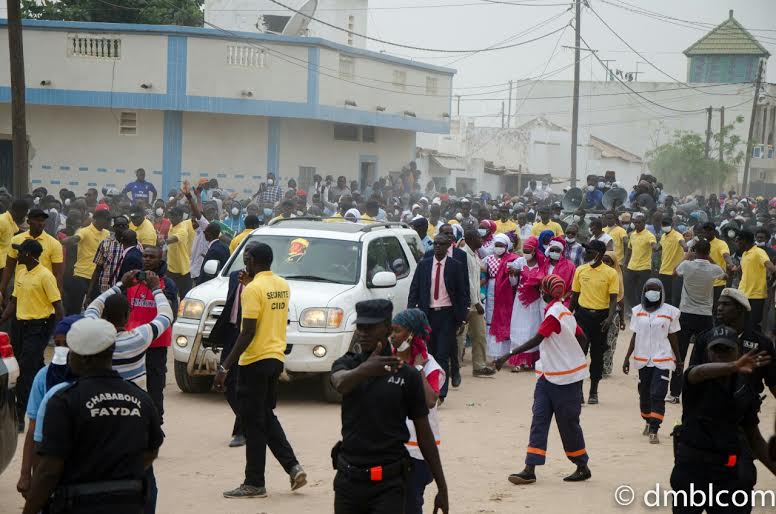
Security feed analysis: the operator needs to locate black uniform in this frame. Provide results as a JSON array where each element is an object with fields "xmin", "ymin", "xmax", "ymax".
[
  {"xmin": 38, "ymin": 371, "xmax": 164, "ymax": 514},
  {"xmin": 331, "ymin": 350, "xmax": 429, "ymax": 514}
]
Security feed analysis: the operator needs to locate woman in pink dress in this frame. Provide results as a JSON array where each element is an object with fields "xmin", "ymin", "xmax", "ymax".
[{"xmin": 508, "ymin": 236, "xmax": 547, "ymax": 370}]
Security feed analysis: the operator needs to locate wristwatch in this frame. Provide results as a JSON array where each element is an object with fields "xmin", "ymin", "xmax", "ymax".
[
  {"xmin": 218, "ymin": 365, "xmax": 229, "ymax": 374},
  {"xmin": 415, "ymin": 364, "xmax": 424, "ymax": 372}
]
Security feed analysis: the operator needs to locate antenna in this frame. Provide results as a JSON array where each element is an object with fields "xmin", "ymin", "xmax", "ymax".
[{"xmin": 282, "ymin": 0, "xmax": 318, "ymax": 36}]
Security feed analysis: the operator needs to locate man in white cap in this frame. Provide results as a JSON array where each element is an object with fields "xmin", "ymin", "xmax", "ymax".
[{"xmin": 21, "ymin": 318, "xmax": 163, "ymax": 514}]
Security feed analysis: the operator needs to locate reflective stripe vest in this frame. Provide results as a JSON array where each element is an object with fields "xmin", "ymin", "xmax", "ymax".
[
  {"xmin": 536, "ymin": 302, "xmax": 589, "ymax": 385},
  {"xmin": 405, "ymin": 355, "xmax": 443, "ymax": 460}
]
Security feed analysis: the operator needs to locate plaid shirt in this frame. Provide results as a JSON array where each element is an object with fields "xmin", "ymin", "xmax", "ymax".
[
  {"xmin": 93, "ymin": 236, "xmax": 123, "ymax": 293},
  {"xmin": 565, "ymin": 241, "xmax": 585, "ymax": 267},
  {"xmin": 259, "ymin": 185, "xmax": 283, "ymax": 206}
]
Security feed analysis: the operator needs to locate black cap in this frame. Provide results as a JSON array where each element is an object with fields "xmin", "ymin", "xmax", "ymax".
[
  {"xmin": 583, "ymin": 240, "xmax": 607, "ymax": 254},
  {"xmin": 703, "ymin": 326, "xmax": 739, "ymax": 351},
  {"xmin": 354, "ymin": 299, "xmax": 393, "ymax": 325},
  {"xmin": 27, "ymin": 208, "xmax": 49, "ymax": 220},
  {"xmin": 14, "ymin": 239, "xmax": 43, "ymax": 257}
]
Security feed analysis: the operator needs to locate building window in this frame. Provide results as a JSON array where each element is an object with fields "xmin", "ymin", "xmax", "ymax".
[
  {"xmin": 119, "ymin": 111, "xmax": 137, "ymax": 136},
  {"xmin": 362, "ymin": 126, "xmax": 376, "ymax": 143},
  {"xmin": 67, "ymin": 34, "xmax": 121, "ymax": 59},
  {"xmin": 392, "ymin": 70, "xmax": 406, "ymax": 90},
  {"xmin": 334, "ymin": 124, "xmax": 359, "ymax": 141},
  {"xmin": 426, "ymin": 76, "xmax": 438, "ymax": 95},
  {"xmin": 298, "ymin": 166, "xmax": 316, "ymax": 191},
  {"xmin": 227, "ymin": 45, "xmax": 268, "ymax": 68},
  {"xmin": 347, "ymin": 15, "xmax": 355, "ymax": 46},
  {"xmin": 339, "ymin": 55, "xmax": 355, "ymax": 79}
]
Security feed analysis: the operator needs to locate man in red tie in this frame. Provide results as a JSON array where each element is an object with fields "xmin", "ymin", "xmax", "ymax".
[{"xmin": 408, "ymin": 235, "xmax": 469, "ymax": 404}]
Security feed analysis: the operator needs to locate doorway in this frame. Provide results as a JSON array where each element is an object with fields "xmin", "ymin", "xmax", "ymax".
[
  {"xmin": 359, "ymin": 156, "xmax": 377, "ymax": 192},
  {"xmin": 0, "ymin": 140, "xmax": 12, "ymax": 192}
]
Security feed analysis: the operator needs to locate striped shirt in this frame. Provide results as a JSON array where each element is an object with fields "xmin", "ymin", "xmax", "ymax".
[
  {"xmin": 92, "ymin": 236, "xmax": 124, "ymax": 293},
  {"xmin": 84, "ymin": 285, "xmax": 173, "ymax": 389}
]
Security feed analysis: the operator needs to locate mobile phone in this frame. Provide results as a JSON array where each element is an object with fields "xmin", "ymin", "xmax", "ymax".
[{"xmin": 136, "ymin": 271, "xmax": 147, "ymax": 281}]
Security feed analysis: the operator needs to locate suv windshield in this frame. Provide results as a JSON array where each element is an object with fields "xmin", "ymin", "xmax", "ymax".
[{"xmin": 226, "ymin": 235, "xmax": 361, "ymax": 285}]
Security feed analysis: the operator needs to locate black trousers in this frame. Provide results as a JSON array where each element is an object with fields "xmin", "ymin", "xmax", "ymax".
[
  {"xmin": 712, "ymin": 285, "xmax": 725, "ymax": 315},
  {"xmin": 405, "ymin": 458, "xmax": 432, "ymax": 514},
  {"xmin": 575, "ymin": 308, "xmax": 609, "ymax": 383},
  {"xmin": 237, "ymin": 358, "xmax": 298, "ymax": 488},
  {"xmin": 13, "ymin": 318, "xmax": 51, "ymax": 420},
  {"xmin": 145, "ymin": 347, "xmax": 168, "ymax": 424},
  {"xmin": 669, "ymin": 313, "xmax": 713, "ymax": 397},
  {"xmin": 427, "ymin": 307, "xmax": 455, "ymax": 398},
  {"xmin": 220, "ymin": 331, "xmax": 242, "ymax": 437},
  {"xmin": 64, "ymin": 275, "xmax": 89, "ymax": 315},
  {"xmin": 747, "ymin": 299, "xmax": 765, "ymax": 333},
  {"xmin": 627, "ymin": 270, "xmax": 652, "ymax": 309},
  {"xmin": 658, "ymin": 274, "xmax": 683, "ymax": 307},
  {"xmin": 167, "ymin": 272, "xmax": 192, "ymax": 299},
  {"xmin": 638, "ymin": 367, "xmax": 669, "ymax": 431},
  {"xmin": 334, "ymin": 471, "xmax": 405, "ymax": 514},
  {"xmin": 670, "ymin": 462, "xmax": 740, "ymax": 514}
]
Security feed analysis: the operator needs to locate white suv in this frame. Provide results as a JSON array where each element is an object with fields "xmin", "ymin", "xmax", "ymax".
[{"xmin": 172, "ymin": 218, "xmax": 423, "ymax": 401}]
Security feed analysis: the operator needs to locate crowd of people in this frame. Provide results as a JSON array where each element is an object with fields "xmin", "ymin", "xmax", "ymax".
[{"xmin": 2, "ymin": 164, "xmax": 776, "ymax": 513}]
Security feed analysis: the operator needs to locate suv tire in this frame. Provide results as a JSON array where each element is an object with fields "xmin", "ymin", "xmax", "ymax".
[
  {"xmin": 174, "ymin": 360, "xmax": 213, "ymax": 394},
  {"xmin": 321, "ymin": 372, "xmax": 342, "ymax": 403}
]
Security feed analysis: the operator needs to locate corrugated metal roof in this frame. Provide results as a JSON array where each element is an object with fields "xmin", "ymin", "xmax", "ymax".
[
  {"xmin": 590, "ymin": 136, "xmax": 642, "ymax": 163},
  {"xmin": 684, "ymin": 12, "xmax": 770, "ymax": 57},
  {"xmin": 431, "ymin": 155, "xmax": 466, "ymax": 171}
]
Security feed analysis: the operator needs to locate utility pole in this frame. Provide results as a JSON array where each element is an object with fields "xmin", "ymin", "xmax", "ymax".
[
  {"xmin": 456, "ymin": 95, "xmax": 461, "ymax": 116},
  {"xmin": 570, "ymin": 0, "xmax": 581, "ymax": 188},
  {"xmin": 705, "ymin": 106, "xmax": 713, "ymax": 158},
  {"xmin": 507, "ymin": 80, "xmax": 513, "ymax": 128},
  {"xmin": 719, "ymin": 105, "xmax": 725, "ymax": 162},
  {"xmin": 501, "ymin": 101, "xmax": 505, "ymax": 129},
  {"xmin": 601, "ymin": 59, "xmax": 616, "ymax": 81},
  {"xmin": 742, "ymin": 61, "xmax": 763, "ymax": 196},
  {"xmin": 7, "ymin": 0, "xmax": 28, "ymax": 197}
]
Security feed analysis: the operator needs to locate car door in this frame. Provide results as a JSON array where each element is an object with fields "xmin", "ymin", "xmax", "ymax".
[{"xmin": 362, "ymin": 235, "xmax": 411, "ymax": 309}]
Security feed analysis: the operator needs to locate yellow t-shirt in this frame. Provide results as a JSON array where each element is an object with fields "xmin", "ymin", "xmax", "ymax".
[
  {"xmin": 360, "ymin": 214, "xmax": 376, "ymax": 224},
  {"xmin": 239, "ymin": 271, "xmax": 290, "ymax": 366},
  {"xmin": 74, "ymin": 224, "xmax": 109, "ymax": 279},
  {"xmin": 427, "ymin": 222, "xmax": 439, "ymax": 238},
  {"xmin": 167, "ymin": 220, "xmax": 194, "ymax": 275},
  {"xmin": 324, "ymin": 214, "xmax": 345, "ymax": 223},
  {"xmin": 130, "ymin": 219, "xmax": 157, "ymax": 247},
  {"xmin": 495, "ymin": 220, "xmax": 518, "ymax": 235},
  {"xmin": 12, "ymin": 265, "xmax": 61, "ymax": 320},
  {"xmin": 659, "ymin": 229, "xmax": 685, "ymax": 275},
  {"xmin": 531, "ymin": 221, "xmax": 564, "ymax": 237},
  {"xmin": 8, "ymin": 231, "xmax": 63, "ymax": 274},
  {"xmin": 709, "ymin": 237, "xmax": 730, "ymax": 287},
  {"xmin": 572, "ymin": 262, "xmax": 619, "ymax": 310},
  {"xmin": 229, "ymin": 229, "xmax": 253, "ymax": 253},
  {"xmin": 627, "ymin": 229, "xmax": 656, "ymax": 271},
  {"xmin": 604, "ymin": 225, "xmax": 628, "ymax": 265},
  {"xmin": 0, "ymin": 211, "xmax": 19, "ymax": 268},
  {"xmin": 739, "ymin": 246, "xmax": 770, "ymax": 300}
]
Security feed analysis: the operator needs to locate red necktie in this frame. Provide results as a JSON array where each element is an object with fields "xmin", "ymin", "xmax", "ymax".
[{"xmin": 434, "ymin": 262, "xmax": 441, "ymax": 300}]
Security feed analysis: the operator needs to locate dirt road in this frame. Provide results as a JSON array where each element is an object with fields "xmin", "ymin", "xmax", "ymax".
[{"xmin": 2, "ymin": 331, "xmax": 775, "ymax": 513}]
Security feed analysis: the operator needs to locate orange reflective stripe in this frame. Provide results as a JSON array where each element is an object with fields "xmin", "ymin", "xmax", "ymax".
[
  {"xmin": 652, "ymin": 357, "xmax": 675, "ymax": 362},
  {"xmin": 640, "ymin": 412, "xmax": 650, "ymax": 419},
  {"xmin": 565, "ymin": 449, "xmax": 586, "ymax": 457},
  {"xmin": 649, "ymin": 412, "xmax": 665, "ymax": 421},
  {"xmin": 657, "ymin": 314, "xmax": 673, "ymax": 321},
  {"xmin": 406, "ymin": 441, "xmax": 440, "ymax": 446},
  {"xmin": 637, "ymin": 312, "xmax": 649, "ymax": 317},
  {"xmin": 527, "ymin": 447, "xmax": 547, "ymax": 456},
  {"xmin": 633, "ymin": 356, "xmax": 648, "ymax": 362},
  {"xmin": 542, "ymin": 363, "xmax": 588, "ymax": 376},
  {"xmin": 558, "ymin": 311, "xmax": 573, "ymax": 320}
]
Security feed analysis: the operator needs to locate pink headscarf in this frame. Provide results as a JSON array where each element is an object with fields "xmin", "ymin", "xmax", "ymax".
[{"xmin": 481, "ymin": 219, "xmax": 497, "ymax": 243}]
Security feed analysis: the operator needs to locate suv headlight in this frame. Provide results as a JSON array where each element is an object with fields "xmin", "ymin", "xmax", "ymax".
[
  {"xmin": 179, "ymin": 299, "xmax": 205, "ymax": 319},
  {"xmin": 299, "ymin": 308, "xmax": 344, "ymax": 329}
]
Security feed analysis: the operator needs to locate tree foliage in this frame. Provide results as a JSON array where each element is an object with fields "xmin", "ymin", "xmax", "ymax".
[
  {"xmin": 21, "ymin": 0, "xmax": 204, "ymax": 27},
  {"xmin": 645, "ymin": 116, "xmax": 745, "ymax": 196}
]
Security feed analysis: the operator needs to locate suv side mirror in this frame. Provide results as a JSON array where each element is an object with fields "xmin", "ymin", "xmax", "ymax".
[
  {"xmin": 203, "ymin": 259, "xmax": 220, "ymax": 276},
  {"xmin": 370, "ymin": 271, "xmax": 397, "ymax": 288}
]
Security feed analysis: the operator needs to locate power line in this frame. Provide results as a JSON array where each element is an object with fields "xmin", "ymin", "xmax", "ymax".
[{"xmin": 266, "ymin": 0, "xmax": 568, "ymax": 53}]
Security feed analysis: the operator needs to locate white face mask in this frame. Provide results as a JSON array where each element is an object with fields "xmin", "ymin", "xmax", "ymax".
[
  {"xmin": 494, "ymin": 247, "xmax": 506, "ymax": 256},
  {"xmin": 756, "ymin": 241, "xmax": 766, "ymax": 247},
  {"xmin": 661, "ymin": 226, "xmax": 671, "ymax": 234},
  {"xmin": 267, "ymin": 179, "xmax": 274, "ymax": 186},
  {"xmin": 183, "ymin": 212, "xmax": 190, "ymax": 220},
  {"xmin": 548, "ymin": 250, "xmax": 561, "ymax": 261},
  {"xmin": 52, "ymin": 346, "xmax": 69, "ymax": 365},
  {"xmin": 169, "ymin": 196, "xmax": 175, "ymax": 202},
  {"xmin": 231, "ymin": 207, "xmax": 240, "ymax": 216},
  {"xmin": 629, "ymin": 223, "xmax": 635, "ymax": 230},
  {"xmin": 727, "ymin": 230, "xmax": 736, "ymax": 238},
  {"xmin": 572, "ymin": 215, "xmax": 581, "ymax": 223},
  {"xmin": 48, "ymin": 208, "xmax": 58, "ymax": 216},
  {"xmin": 644, "ymin": 290, "xmax": 661, "ymax": 303},
  {"xmin": 33, "ymin": 197, "xmax": 40, "ymax": 205},
  {"xmin": 64, "ymin": 198, "xmax": 71, "ymax": 206},
  {"xmin": 477, "ymin": 228, "xmax": 487, "ymax": 237},
  {"xmin": 155, "ymin": 208, "xmax": 164, "ymax": 217},
  {"xmin": 566, "ymin": 237, "xmax": 576, "ymax": 243},
  {"xmin": 391, "ymin": 334, "xmax": 412, "ymax": 353},
  {"xmin": 587, "ymin": 185, "xmax": 595, "ymax": 192}
]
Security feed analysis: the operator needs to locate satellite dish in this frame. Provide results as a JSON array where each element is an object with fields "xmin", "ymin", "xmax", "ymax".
[
  {"xmin": 602, "ymin": 187, "xmax": 627, "ymax": 211},
  {"xmin": 282, "ymin": 0, "xmax": 318, "ymax": 36},
  {"xmin": 562, "ymin": 187, "xmax": 583, "ymax": 212}
]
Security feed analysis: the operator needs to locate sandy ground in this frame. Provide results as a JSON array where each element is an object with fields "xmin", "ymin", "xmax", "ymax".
[{"xmin": 2, "ymin": 329, "xmax": 775, "ymax": 514}]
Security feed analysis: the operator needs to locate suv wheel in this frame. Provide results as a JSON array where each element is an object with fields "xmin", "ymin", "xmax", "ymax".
[
  {"xmin": 321, "ymin": 372, "xmax": 342, "ymax": 403},
  {"xmin": 174, "ymin": 360, "xmax": 213, "ymax": 394}
]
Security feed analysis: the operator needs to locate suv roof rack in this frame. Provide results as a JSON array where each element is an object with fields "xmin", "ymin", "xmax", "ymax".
[{"xmin": 360, "ymin": 221, "xmax": 409, "ymax": 232}]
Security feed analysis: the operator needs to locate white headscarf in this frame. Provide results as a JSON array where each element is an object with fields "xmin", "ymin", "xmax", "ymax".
[
  {"xmin": 344, "ymin": 208, "xmax": 361, "ymax": 222},
  {"xmin": 493, "ymin": 233, "xmax": 512, "ymax": 251}
]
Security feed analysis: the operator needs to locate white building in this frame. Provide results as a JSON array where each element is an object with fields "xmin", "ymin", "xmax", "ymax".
[{"xmin": 0, "ymin": 19, "xmax": 453, "ymax": 195}]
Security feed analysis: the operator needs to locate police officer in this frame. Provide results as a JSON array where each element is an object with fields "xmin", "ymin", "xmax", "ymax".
[
  {"xmin": 21, "ymin": 317, "xmax": 163, "ymax": 514},
  {"xmin": 330, "ymin": 299, "xmax": 449, "ymax": 514},
  {"xmin": 672, "ymin": 326, "xmax": 776, "ymax": 514}
]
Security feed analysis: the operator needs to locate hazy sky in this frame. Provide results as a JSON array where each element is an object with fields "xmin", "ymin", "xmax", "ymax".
[{"xmin": 363, "ymin": 0, "xmax": 776, "ymax": 122}]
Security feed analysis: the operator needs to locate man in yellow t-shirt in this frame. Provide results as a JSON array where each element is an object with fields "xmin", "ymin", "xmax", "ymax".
[
  {"xmin": 699, "ymin": 222, "xmax": 734, "ymax": 311},
  {"xmin": 165, "ymin": 206, "xmax": 196, "ymax": 297},
  {"xmin": 603, "ymin": 212, "xmax": 628, "ymax": 265},
  {"xmin": 531, "ymin": 207, "xmax": 564, "ymax": 237},
  {"xmin": 735, "ymin": 230, "xmax": 776, "ymax": 332},
  {"xmin": 212, "ymin": 242, "xmax": 306, "ymax": 498},
  {"xmin": 0, "ymin": 239, "xmax": 63, "ymax": 428},
  {"xmin": 494, "ymin": 204, "xmax": 518, "ymax": 235},
  {"xmin": 60, "ymin": 209, "xmax": 111, "ymax": 315},
  {"xmin": 570, "ymin": 240, "xmax": 618, "ymax": 404},
  {"xmin": 657, "ymin": 220, "xmax": 687, "ymax": 306},
  {"xmin": 129, "ymin": 208, "xmax": 158, "ymax": 247},
  {"xmin": 0, "ymin": 199, "xmax": 28, "ymax": 275},
  {"xmin": 229, "ymin": 214, "xmax": 260, "ymax": 254},
  {"xmin": 625, "ymin": 214, "xmax": 656, "ymax": 309}
]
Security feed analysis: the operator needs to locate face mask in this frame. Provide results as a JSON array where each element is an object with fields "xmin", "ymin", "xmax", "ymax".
[
  {"xmin": 155, "ymin": 208, "xmax": 164, "ymax": 217},
  {"xmin": 566, "ymin": 237, "xmax": 576, "ymax": 243},
  {"xmin": 587, "ymin": 185, "xmax": 595, "ymax": 192},
  {"xmin": 33, "ymin": 197, "xmax": 40, "ymax": 205},
  {"xmin": 548, "ymin": 250, "xmax": 561, "ymax": 261},
  {"xmin": 644, "ymin": 290, "xmax": 661, "ymax": 303},
  {"xmin": 267, "ymin": 179, "xmax": 274, "ymax": 186},
  {"xmin": 727, "ymin": 230, "xmax": 736, "ymax": 239},
  {"xmin": 183, "ymin": 212, "xmax": 190, "ymax": 220},
  {"xmin": 231, "ymin": 207, "xmax": 239, "ymax": 216},
  {"xmin": 64, "ymin": 198, "xmax": 71, "ymax": 206},
  {"xmin": 572, "ymin": 215, "xmax": 581, "ymax": 223},
  {"xmin": 391, "ymin": 333, "xmax": 412, "ymax": 353},
  {"xmin": 48, "ymin": 208, "xmax": 58, "ymax": 216},
  {"xmin": 494, "ymin": 247, "xmax": 506, "ymax": 256},
  {"xmin": 629, "ymin": 223, "xmax": 635, "ymax": 230},
  {"xmin": 756, "ymin": 241, "xmax": 766, "ymax": 247},
  {"xmin": 52, "ymin": 346, "xmax": 70, "ymax": 365},
  {"xmin": 661, "ymin": 226, "xmax": 671, "ymax": 234},
  {"xmin": 477, "ymin": 228, "xmax": 487, "ymax": 237},
  {"xmin": 168, "ymin": 196, "xmax": 175, "ymax": 202}
]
